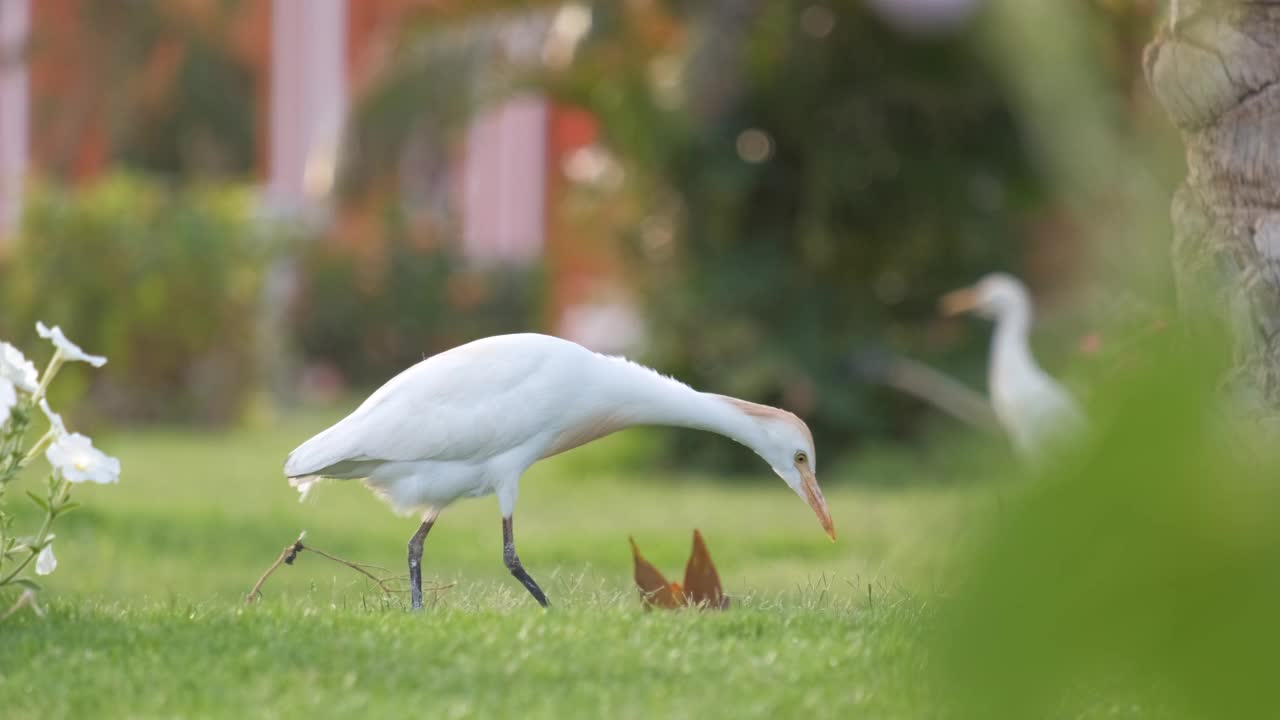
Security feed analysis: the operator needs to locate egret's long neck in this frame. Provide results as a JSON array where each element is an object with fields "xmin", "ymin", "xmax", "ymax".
[
  {"xmin": 600, "ymin": 357, "xmax": 763, "ymax": 448},
  {"xmin": 990, "ymin": 297, "xmax": 1035, "ymax": 385}
]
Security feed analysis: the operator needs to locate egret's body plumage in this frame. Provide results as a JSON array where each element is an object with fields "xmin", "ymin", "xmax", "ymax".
[
  {"xmin": 287, "ymin": 334, "xmax": 587, "ymax": 513},
  {"xmin": 943, "ymin": 274, "xmax": 1085, "ymax": 458},
  {"xmin": 285, "ymin": 333, "xmax": 833, "ymax": 608}
]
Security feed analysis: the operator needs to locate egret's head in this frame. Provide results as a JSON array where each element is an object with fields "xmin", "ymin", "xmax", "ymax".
[
  {"xmin": 722, "ymin": 398, "xmax": 835, "ymax": 541},
  {"xmin": 941, "ymin": 272, "xmax": 1030, "ymax": 321}
]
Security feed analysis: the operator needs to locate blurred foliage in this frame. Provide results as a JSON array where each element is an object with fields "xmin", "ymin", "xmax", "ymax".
[
  {"xmin": 337, "ymin": 6, "xmax": 557, "ymax": 201},
  {"xmin": 339, "ymin": 0, "xmax": 1171, "ymax": 468},
  {"xmin": 293, "ymin": 211, "xmax": 544, "ymax": 387},
  {"xmin": 114, "ymin": 25, "xmax": 258, "ymax": 179},
  {"xmin": 307, "ymin": 5, "xmax": 550, "ymax": 388},
  {"xmin": 15, "ymin": 0, "xmax": 1167, "ymax": 459},
  {"xmin": 31, "ymin": 0, "xmax": 257, "ymax": 181},
  {"xmin": 0, "ymin": 174, "xmax": 278, "ymax": 425},
  {"xmin": 930, "ymin": 322, "xmax": 1280, "ymax": 719},
  {"xmin": 546, "ymin": 0, "xmax": 1039, "ymax": 468},
  {"xmin": 923, "ymin": 8, "xmax": 1280, "ymax": 713}
]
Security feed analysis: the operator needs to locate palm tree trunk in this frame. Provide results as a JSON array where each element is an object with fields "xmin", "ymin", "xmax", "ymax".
[{"xmin": 1144, "ymin": 1, "xmax": 1280, "ymax": 409}]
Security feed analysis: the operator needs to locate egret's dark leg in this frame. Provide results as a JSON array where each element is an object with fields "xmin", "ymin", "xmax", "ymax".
[
  {"xmin": 502, "ymin": 516, "xmax": 549, "ymax": 608},
  {"xmin": 408, "ymin": 508, "xmax": 440, "ymax": 611}
]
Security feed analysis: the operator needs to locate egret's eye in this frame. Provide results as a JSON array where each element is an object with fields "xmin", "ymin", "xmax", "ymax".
[{"xmin": 794, "ymin": 451, "xmax": 808, "ymax": 465}]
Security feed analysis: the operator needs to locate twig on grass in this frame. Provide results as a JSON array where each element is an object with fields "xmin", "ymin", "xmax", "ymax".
[
  {"xmin": 245, "ymin": 531, "xmax": 308, "ymax": 604},
  {"xmin": 245, "ymin": 530, "xmax": 455, "ymax": 605}
]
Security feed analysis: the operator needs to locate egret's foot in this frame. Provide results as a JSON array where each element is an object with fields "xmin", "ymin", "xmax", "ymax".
[
  {"xmin": 511, "ymin": 566, "xmax": 550, "ymax": 608},
  {"xmin": 502, "ymin": 515, "xmax": 549, "ymax": 608}
]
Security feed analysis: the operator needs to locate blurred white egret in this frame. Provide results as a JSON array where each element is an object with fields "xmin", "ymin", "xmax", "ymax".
[
  {"xmin": 942, "ymin": 273, "xmax": 1086, "ymax": 458},
  {"xmin": 284, "ymin": 333, "xmax": 834, "ymax": 609}
]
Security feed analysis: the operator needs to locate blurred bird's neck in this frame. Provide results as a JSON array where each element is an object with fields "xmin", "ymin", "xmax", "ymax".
[{"xmin": 991, "ymin": 301, "xmax": 1035, "ymax": 379}]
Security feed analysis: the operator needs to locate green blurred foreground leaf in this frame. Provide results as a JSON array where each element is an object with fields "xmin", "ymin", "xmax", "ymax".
[{"xmin": 932, "ymin": 342, "xmax": 1280, "ymax": 719}]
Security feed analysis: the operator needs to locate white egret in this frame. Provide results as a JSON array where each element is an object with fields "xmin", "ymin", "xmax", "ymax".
[
  {"xmin": 942, "ymin": 273, "xmax": 1086, "ymax": 458},
  {"xmin": 284, "ymin": 333, "xmax": 834, "ymax": 609}
]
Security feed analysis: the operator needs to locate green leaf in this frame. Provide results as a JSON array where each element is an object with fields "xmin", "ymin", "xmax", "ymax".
[
  {"xmin": 54, "ymin": 502, "xmax": 81, "ymax": 517},
  {"xmin": 25, "ymin": 491, "xmax": 49, "ymax": 511},
  {"xmin": 10, "ymin": 578, "xmax": 42, "ymax": 592}
]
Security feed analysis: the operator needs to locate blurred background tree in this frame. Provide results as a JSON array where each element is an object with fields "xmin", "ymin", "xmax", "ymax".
[
  {"xmin": 337, "ymin": 0, "xmax": 1062, "ymax": 470},
  {"xmin": 0, "ymin": 0, "xmax": 1170, "ymax": 473},
  {"xmin": 0, "ymin": 174, "xmax": 275, "ymax": 425},
  {"xmin": 0, "ymin": 1, "xmax": 267, "ymax": 426},
  {"xmin": 293, "ymin": 215, "xmax": 544, "ymax": 388},
  {"xmin": 553, "ymin": 0, "xmax": 1042, "ymax": 467},
  {"xmin": 25, "ymin": 0, "xmax": 260, "ymax": 182}
]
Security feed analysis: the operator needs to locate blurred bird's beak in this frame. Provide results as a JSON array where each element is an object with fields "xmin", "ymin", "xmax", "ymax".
[
  {"xmin": 799, "ymin": 465, "xmax": 836, "ymax": 542},
  {"xmin": 941, "ymin": 287, "xmax": 979, "ymax": 317}
]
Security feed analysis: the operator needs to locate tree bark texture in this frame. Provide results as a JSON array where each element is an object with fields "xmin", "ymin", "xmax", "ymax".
[{"xmin": 1144, "ymin": 1, "xmax": 1280, "ymax": 409}]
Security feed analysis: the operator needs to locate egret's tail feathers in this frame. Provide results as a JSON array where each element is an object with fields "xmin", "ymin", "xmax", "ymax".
[
  {"xmin": 285, "ymin": 428, "xmax": 383, "ymax": 486},
  {"xmin": 284, "ymin": 433, "xmax": 333, "ymax": 478},
  {"xmin": 283, "ymin": 424, "xmax": 358, "ymax": 479}
]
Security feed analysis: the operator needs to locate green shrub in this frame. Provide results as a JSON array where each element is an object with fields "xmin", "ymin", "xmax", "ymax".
[
  {"xmin": 553, "ymin": 1, "xmax": 1038, "ymax": 469},
  {"xmin": 293, "ymin": 208, "xmax": 544, "ymax": 387},
  {"xmin": 0, "ymin": 174, "xmax": 277, "ymax": 425}
]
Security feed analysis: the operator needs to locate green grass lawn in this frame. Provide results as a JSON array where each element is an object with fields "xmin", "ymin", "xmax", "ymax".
[{"xmin": 1, "ymin": 405, "xmax": 990, "ymax": 719}]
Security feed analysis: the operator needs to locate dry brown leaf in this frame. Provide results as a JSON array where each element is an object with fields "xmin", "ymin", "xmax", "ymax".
[
  {"xmin": 629, "ymin": 536, "xmax": 683, "ymax": 609},
  {"xmin": 683, "ymin": 529, "xmax": 729, "ymax": 609},
  {"xmin": 630, "ymin": 530, "xmax": 729, "ymax": 611}
]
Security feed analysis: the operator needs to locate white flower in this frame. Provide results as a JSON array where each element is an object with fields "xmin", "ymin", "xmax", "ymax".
[
  {"xmin": 46, "ymin": 433, "xmax": 120, "ymax": 484},
  {"xmin": 38, "ymin": 398, "xmax": 66, "ymax": 436},
  {"xmin": 0, "ymin": 378, "xmax": 15, "ymax": 422},
  {"xmin": 36, "ymin": 322, "xmax": 107, "ymax": 367},
  {"xmin": 0, "ymin": 341, "xmax": 39, "ymax": 393},
  {"xmin": 35, "ymin": 536, "xmax": 57, "ymax": 575}
]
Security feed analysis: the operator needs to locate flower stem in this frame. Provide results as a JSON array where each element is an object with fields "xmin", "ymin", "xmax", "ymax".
[
  {"xmin": 16, "ymin": 429, "xmax": 55, "ymax": 472},
  {"xmin": 0, "ymin": 475, "xmax": 65, "ymax": 587},
  {"xmin": 33, "ymin": 350, "xmax": 65, "ymax": 402}
]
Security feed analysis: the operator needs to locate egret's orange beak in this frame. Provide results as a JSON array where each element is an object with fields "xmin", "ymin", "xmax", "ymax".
[
  {"xmin": 798, "ymin": 464, "xmax": 836, "ymax": 542},
  {"xmin": 941, "ymin": 287, "xmax": 980, "ymax": 317}
]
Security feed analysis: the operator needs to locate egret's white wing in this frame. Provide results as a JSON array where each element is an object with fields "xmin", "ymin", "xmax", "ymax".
[{"xmin": 284, "ymin": 334, "xmax": 586, "ymax": 477}]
